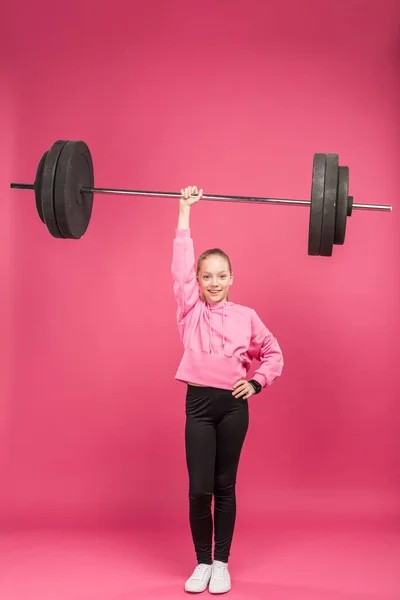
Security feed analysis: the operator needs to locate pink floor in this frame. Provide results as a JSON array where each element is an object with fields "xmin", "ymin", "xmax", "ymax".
[{"xmin": 1, "ymin": 520, "xmax": 399, "ymax": 600}]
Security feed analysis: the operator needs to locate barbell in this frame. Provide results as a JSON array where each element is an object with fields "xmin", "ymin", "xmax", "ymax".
[{"xmin": 10, "ymin": 139, "xmax": 392, "ymax": 256}]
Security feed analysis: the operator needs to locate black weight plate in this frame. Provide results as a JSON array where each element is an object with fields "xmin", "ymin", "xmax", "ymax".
[
  {"xmin": 41, "ymin": 140, "xmax": 68, "ymax": 238},
  {"xmin": 54, "ymin": 141, "xmax": 94, "ymax": 239},
  {"xmin": 334, "ymin": 166, "xmax": 348, "ymax": 245},
  {"xmin": 308, "ymin": 153, "xmax": 326, "ymax": 256},
  {"xmin": 347, "ymin": 195, "xmax": 353, "ymax": 217},
  {"xmin": 34, "ymin": 151, "xmax": 48, "ymax": 224},
  {"xmin": 320, "ymin": 154, "xmax": 338, "ymax": 257}
]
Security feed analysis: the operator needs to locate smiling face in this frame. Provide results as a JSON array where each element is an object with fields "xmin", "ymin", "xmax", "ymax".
[{"xmin": 197, "ymin": 253, "xmax": 233, "ymax": 304}]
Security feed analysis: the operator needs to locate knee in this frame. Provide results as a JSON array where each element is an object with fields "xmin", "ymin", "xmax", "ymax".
[
  {"xmin": 189, "ymin": 488, "xmax": 213, "ymax": 506},
  {"xmin": 214, "ymin": 477, "xmax": 236, "ymax": 498}
]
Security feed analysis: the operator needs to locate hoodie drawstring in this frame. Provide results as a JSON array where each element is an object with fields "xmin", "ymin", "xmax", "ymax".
[
  {"xmin": 208, "ymin": 305, "xmax": 212, "ymax": 354},
  {"xmin": 222, "ymin": 303, "xmax": 226, "ymax": 351},
  {"xmin": 208, "ymin": 303, "xmax": 226, "ymax": 355}
]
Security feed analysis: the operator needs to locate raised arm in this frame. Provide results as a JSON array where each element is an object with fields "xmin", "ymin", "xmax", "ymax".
[{"xmin": 171, "ymin": 186, "xmax": 203, "ymax": 321}]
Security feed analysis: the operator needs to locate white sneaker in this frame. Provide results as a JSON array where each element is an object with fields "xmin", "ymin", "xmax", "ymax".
[
  {"xmin": 184, "ymin": 563, "xmax": 212, "ymax": 593},
  {"xmin": 208, "ymin": 560, "xmax": 231, "ymax": 594}
]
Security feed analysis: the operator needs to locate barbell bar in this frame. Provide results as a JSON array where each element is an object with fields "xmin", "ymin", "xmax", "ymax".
[
  {"xmin": 11, "ymin": 181, "xmax": 389, "ymax": 211},
  {"xmin": 10, "ymin": 140, "xmax": 392, "ymax": 256}
]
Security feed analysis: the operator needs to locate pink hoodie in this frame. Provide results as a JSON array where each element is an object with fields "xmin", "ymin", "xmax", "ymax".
[{"xmin": 171, "ymin": 228, "xmax": 283, "ymax": 391}]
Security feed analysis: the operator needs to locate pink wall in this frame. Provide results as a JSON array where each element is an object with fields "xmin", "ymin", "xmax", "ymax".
[{"xmin": 1, "ymin": 0, "xmax": 400, "ymax": 529}]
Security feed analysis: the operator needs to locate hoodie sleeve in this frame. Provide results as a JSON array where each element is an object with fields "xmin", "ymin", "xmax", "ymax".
[
  {"xmin": 247, "ymin": 310, "xmax": 284, "ymax": 389},
  {"xmin": 171, "ymin": 228, "xmax": 200, "ymax": 322}
]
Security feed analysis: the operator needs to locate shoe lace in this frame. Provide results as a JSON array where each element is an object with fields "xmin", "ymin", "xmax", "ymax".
[
  {"xmin": 193, "ymin": 564, "xmax": 211, "ymax": 581},
  {"xmin": 212, "ymin": 563, "xmax": 228, "ymax": 581}
]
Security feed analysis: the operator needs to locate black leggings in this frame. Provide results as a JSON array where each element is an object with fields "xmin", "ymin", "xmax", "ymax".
[{"xmin": 185, "ymin": 384, "xmax": 249, "ymax": 564}]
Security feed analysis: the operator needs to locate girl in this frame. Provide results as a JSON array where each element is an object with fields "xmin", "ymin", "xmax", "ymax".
[{"xmin": 172, "ymin": 186, "xmax": 284, "ymax": 594}]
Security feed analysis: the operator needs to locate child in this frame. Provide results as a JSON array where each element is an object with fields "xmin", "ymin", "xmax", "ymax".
[{"xmin": 172, "ymin": 186, "xmax": 283, "ymax": 594}]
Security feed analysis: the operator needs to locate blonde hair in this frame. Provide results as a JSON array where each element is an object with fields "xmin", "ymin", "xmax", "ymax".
[{"xmin": 196, "ymin": 249, "xmax": 233, "ymax": 302}]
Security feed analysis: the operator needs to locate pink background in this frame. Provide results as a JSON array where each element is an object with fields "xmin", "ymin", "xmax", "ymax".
[{"xmin": 1, "ymin": 0, "xmax": 400, "ymax": 536}]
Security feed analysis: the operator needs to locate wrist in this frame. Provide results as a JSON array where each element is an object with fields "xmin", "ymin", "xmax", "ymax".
[{"xmin": 249, "ymin": 379, "xmax": 262, "ymax": 394}]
